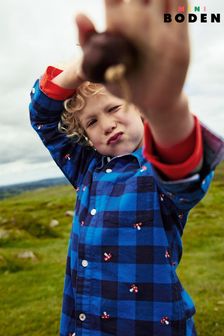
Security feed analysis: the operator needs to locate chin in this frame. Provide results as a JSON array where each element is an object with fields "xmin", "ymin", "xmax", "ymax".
[
  {"xmin": 98, "ymin": 142, "xmax": 140, "ymax": 157},
  {"xmin": 111, "ymin": 145, "xmax": 135, "ymax": 157}
]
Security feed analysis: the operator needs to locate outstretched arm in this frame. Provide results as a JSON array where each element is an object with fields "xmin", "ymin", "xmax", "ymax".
[{"xmin": 76, "ymin": 0, "xmax": 194, "ymax": 148}]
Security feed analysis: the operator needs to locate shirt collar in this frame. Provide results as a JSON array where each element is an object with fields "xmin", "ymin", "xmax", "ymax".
[{"xmin": 96, "ymin": 147, "xmax": 146, "ymax": 170}]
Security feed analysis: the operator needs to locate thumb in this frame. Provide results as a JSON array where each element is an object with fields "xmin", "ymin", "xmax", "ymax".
[{"xmin": 76, "ymin": 14, "xmax": 96, "ymax": 47}]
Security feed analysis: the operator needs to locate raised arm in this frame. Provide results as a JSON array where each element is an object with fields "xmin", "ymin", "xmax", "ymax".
[{"xmin": 29, "ymin": 61, "xmax": 95, "ymax": 188}]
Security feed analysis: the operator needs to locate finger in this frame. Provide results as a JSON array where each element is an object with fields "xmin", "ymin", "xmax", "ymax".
[
  {"xmin": 104, "ymin": 0, "xmax": 147, "ymax": 33},
  {"xmin": 150, "ymin": 0, "xmax": 164, "ymax": 14},
  {"xmin": 75, "ymin": 14, "xmax": 96, "ymax": 47},
  {"xmin": 169, "ymin": 0, "xmax": 188, "ymax": 15},
  {"xmin": 164, "ymin": 0, "xmax": 172, "ymax": 13},
  {"xmin": 165, "ymin": 0, "xmax": 188, "ymax": 33},
  {"xmin": 151, "ymin": 0, "xmax": 188, "ymax": 16},
  {"xmin": 104, "ymin": 0, "xmax": 124, "ymax": 30},
  {"xmin": 105, "ymin": 0, "xmax": 123, "ymax": 5}
]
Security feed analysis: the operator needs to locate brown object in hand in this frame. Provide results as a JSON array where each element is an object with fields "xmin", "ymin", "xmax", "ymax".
[{"xmin": 82, "ymin": 32, "xmax": 139, "ymax": 83}]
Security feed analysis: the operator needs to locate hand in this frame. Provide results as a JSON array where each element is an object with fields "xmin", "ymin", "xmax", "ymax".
[
  {"xmin": 76, "ymin": 0, "xmax": 190, "ymax": 115},
  {"xmin": 51, "ymin": 57, "xmax": 86, "ymax": 89}
]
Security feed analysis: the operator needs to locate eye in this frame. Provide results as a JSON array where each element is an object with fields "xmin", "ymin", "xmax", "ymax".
[
  {"xmin": 108, "ymin": 105, "xmax": 121, "ymax": 113},
  {"xmin": 87, "ymin": 119, "xmax": 97, "ymax": 128}
]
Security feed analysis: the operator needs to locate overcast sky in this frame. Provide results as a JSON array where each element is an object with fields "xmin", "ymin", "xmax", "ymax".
[{"xmin": 0, "ymin": 0, "xmax": 223, "ymax": 186}]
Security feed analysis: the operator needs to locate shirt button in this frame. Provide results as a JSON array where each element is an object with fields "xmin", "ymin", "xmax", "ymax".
[
  {"xmin": 91, "ymin": 208, "xmax": 97, "ymax": 215},
  {"xmin": 79, "ymin": 313, "xmax": 86, "ymax": 321},
  {"xmin": 106, "ymin": 168, "xmax": 112, "ymax": 173},
  {"xmin": 81, "ymin": 260, "xmax": 88, "ymax": 267}
]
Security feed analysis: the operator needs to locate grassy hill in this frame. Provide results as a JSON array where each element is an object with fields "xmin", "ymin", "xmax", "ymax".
[
  {"xmin": 0, "ymin": 163, "xmax": 223, "ymax": 336},
  {"xmin": 0, "ymin": 177, "xmax": 69, "ymax": 200}
]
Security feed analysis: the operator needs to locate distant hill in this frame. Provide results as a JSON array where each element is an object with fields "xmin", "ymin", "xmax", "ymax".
[
  {"xmin": 0, "ymin": 177, "xmax": 70, "ymax": 200},
  {"xmin": 1, "ymin": 161, "xmax": 222, "ymax": 200}
]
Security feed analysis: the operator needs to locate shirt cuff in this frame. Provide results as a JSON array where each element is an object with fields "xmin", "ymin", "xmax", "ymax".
[
  {"xmin": 39, "ymin": 66, "xmax": 76, "ymax": 100},
  {"xmin": 143, "ymin": 116, "xmax": 203, "ymax": 180}
]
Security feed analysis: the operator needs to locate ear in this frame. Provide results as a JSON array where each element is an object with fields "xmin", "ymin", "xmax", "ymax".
[{"xmin": 88, "ymin": 139, "xmax": 94, "ymax": 147}]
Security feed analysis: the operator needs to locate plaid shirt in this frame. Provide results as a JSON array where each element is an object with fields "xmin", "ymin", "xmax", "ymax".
[{"xmin": 30, "ymin": 80, "xmax": 224, "ymax": 336}]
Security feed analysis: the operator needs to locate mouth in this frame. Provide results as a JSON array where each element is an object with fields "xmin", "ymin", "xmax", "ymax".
[{"xmin": 107, "ymin": 132, "xmax": 124, "ymax": 145}]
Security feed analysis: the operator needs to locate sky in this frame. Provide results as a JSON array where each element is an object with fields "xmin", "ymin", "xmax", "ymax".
[{"xmin": 0, "ymin": 0, "xmax": 223, "ymax": 186}]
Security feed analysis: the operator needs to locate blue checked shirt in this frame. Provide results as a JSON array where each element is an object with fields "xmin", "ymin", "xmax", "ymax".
[{"xmin": 29, "ymin": 80, "xmax": 224, "ymax": 336}]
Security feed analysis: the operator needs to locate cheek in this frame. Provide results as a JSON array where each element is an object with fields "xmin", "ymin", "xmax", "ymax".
[
  {"xmin": 131, "ymin": 118, "xmax": 144, "ymax": 135},
  {"xmin": 87, "ymin": 130, "xmax": 102, "ymax": 147}
]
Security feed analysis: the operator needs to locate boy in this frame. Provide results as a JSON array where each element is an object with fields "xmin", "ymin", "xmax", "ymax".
[{"xmin": 29, "ymin": 0, "xmax": 224, "ymax": 335}]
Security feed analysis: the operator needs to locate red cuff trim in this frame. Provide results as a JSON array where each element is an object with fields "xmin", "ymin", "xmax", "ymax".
[
  {"xmin": 154, "ymin": 122, "xmax": 197, "ymax": 164},
  {"xmin": 143, "ymin": 116, "xmax": 203, "ymax": 180},
  {"xmin": 40, "ymin": 66, "xmax": 76, "ymax": 100}
]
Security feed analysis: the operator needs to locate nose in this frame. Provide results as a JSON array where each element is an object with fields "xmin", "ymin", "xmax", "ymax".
[{"xmin": 101, "ymin": 115, "xmax": 117, "ymax": 135}]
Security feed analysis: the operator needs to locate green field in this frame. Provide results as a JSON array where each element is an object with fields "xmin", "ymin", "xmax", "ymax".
[{"xmin": 0, "ymin": 163, "xmax": 223, "ymax": 336}]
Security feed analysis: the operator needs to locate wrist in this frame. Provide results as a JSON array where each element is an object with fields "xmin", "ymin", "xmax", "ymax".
[
  {"xmin": 145, "ymin": 93, "xmax": 195, "ymax": 148},
  {"xmin": 52, "ymin": 59, "xmax": 85, "ymax": 89}
]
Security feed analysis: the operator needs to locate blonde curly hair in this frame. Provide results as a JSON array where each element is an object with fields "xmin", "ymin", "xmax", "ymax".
[{"xmin": 59, "ymin": 81, "xmax": 105, "ymax": 146}]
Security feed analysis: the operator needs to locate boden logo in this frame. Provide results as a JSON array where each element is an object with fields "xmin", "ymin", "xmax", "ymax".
[{"xmin": 164, "ymin": 4, "xmax": 221, "ymax": 23}]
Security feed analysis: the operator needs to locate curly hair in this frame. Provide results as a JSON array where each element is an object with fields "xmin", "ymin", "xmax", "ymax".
[{"xmin": 59, "ymin": 81, "xmax": 105, "ymax": 146}]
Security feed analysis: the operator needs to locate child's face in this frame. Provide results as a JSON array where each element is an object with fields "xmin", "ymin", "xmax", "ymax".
[{"xmin": 79, "ymin": 90, "xmax": 144, "ymax": 157}]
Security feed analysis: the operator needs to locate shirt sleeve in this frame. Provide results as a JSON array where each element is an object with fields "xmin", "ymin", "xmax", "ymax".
[
  {"xmin": 29, "ymin": 78, "xmax": 95, "ymax": 188},
  {"xmin": 143, "ymin": 116, "xmax": 203, "ymax": 180},
  {"xmin": 39, "ymin": 66, "xmax": 77, "ymax": 100},
  {"xmin": 152, "ymin": 124, "xmax": 224, "ymax": 212}
]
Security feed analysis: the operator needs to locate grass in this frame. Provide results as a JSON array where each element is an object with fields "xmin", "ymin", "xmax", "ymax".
[
  {"xmin": 0, "ymin": 186, "xmax": 75, "ymax": 336},
  {"xmin": 177, "ymin": 162, "xmax": 224, "ymax": 335},
  {"xmin": 0, "ymin": 162, "xmax": 223, "ymax": 335}
]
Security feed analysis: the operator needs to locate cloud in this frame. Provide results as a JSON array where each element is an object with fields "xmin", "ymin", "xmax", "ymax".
[{"xmin": 0, "ymin": 160, "xmax": 63, "ymax": 186}]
